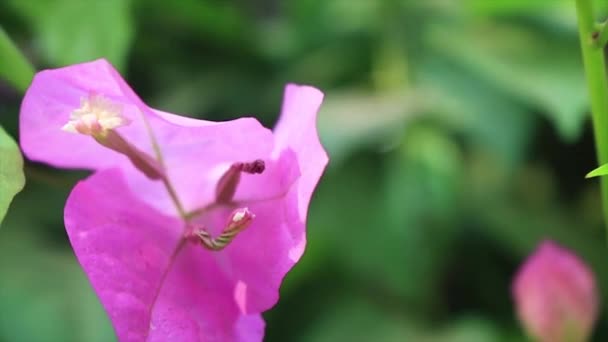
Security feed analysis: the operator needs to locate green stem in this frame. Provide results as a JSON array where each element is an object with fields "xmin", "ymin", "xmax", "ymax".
[
  {"xmin": 0, "ymin": 27, "xmax": 35, "ymax": 92},
  {"xmin": 162, "ymin": 177, "xmax": 187, "ymax": 219},
  {"xmin": 576, "ymin": 0, "xmax": 608, "ymax": 235},
  {"xmin": 592, "ymin": 20, "xmax": 608, "ymax": 49},
  {"xmin": 139, "ymin": 110, "xmax": 187, "ymax": 218}
]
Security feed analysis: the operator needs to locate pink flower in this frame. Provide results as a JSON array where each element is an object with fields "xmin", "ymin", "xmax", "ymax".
[
  {"xmin": 512, "ymin": 241, "xmax": 599, "ymax": 342},
  {"xmin": 20, "ymin": 59, "xmax": 328, "ymax": 341}
]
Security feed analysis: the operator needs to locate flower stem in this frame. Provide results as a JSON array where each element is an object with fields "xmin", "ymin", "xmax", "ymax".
[
  {"xmin": 576, "ymin": 0, "xmax": 608, "ymax": 234},
  {"xmin": 592, "ymin": 20, "xmax": 608, "ymax": 49},
  {"xmin": 140, "ymin": 110, "xmax": 188, "ymax": 218},
  {"xmin": 162, "ymin": 177, "xmax": 187, "ymax": 218}
]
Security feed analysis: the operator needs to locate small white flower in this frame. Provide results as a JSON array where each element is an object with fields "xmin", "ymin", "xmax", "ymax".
[{"xmin": 62, "ymin": 94, "xmax": 129, "ymax": 136}]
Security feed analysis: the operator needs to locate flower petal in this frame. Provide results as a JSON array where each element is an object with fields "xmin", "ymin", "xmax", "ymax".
[
  {"xmin": 20, "ymin": 59, "xmax": 140, "ymax": 170},
  {"xmin": 127, "ymin": 115, "xmax": 275, "ymax": 215},
  {"xmin": 65, "ymin": 168, "xmax": 264, "ymax": 341},
  {"xmin": 221, "ymin": 187, "xmax": 305, "ymax": 314},
  {"xmin": 231, "ymin": 148, "xmax": 300, "ymax": 204},
  {"xmin": 149, "ymin": 244, "xmax": 265, "ymax": 342},
  {"xmin": 21, "ymin": 59, "xmax": 277, "ymax": 215},
  {"xmin": 273, "ymin": 84, "xmax": 328, "ymax": 221},
  {"xmin": 207, "ymin": 85, "xmax": 328, "ymax": 314}
]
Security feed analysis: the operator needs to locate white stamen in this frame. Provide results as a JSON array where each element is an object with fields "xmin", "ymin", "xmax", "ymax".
[
  {"xmin": 62, "ymin": 94, "xmax": 129, "ymax": 136},
  {"xmin": 232, "ymin": 208, "xmax": 249, "ymax": 222}
]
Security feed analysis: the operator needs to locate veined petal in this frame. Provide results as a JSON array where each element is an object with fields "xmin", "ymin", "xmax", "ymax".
[
  {"xmin": 148, "ymin": 243, "xmax": 264, "ymax": 342},
  {"xmin": 188, "ymin": 175, "xmax": 307, "ymax": 316},
  {"xmin": 224, "ymin": 187, "xmax": 306, "ymax": 314},
  {"xmin": 20, "ymin": 60, "xmax": 138, "ymax": 170},
  {"xmin": 273, "ymin": 84, "xmax": 328, "ymax": 222},
  {"xmin": 65, "ymin": 168, "xmax": 264, "ymax": 341},
  {"xmin": 22, "ymin": 59, "xmax": 329, "ymax": 341},
  {"xmin": 229, "ymin": 148, "xmax": 300, "ymax": 204},
  {"xmin": 21, "ymin": 59, "xmax": 276, "ymax": 215},
  {"xmin": 197, "ymin": 84, "xmax": 328, "ymax": 315}
]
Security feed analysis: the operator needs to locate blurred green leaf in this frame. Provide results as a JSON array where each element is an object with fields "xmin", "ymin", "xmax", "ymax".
[
  {"xmin": 389, "ymin": 125, "xmax": 463, "ymax": 222},
  {"xmin": 318, "ymin": 89, "xmax": 425, "ymax": 164},
  {"xmin": 7, "ymin": 0, "xmax": 133, "ymax": 70},
  {"xmin": 433, "ymin": 318, "xmax": 503, "ymax": 342},
  {"xmin": 0, "ymin": 27, "xmax": 35, "ymax": 92},
  {"xmin": 0, "ymin": 184, "xmax": 114, "ymax": 342},
  {"xmin": 316, "ymin": 123, "xmax": 465, "ymax": 312},
  {"xmin": 0, "ymin": 126, "xmax": 25, "ymax": 225},
  {"xmin": 0, "ymin": 234, "xmax": 115, "ymax": 342},
  {"xmin": 463, "ymin": 1, "xmax": 580, "ymax": 44},
  {"xmin": 136, "ymin": 0, "xmax": 249, "ymax": 46},
  {"xmin": 419, "ymin": 56, "xmax": 534, "ymax": 166},
  {"xmin": 428, "ymin": 22, "xmax": 586, "ymax": 141},
  {"xmin": 302, "ymin": 299, "xmax": 504, "ymax": 342},
  {"xmin": 586, "ymin": 163, "xmax": 608, "ymax": 178},
  {"xmin": 301, "ymin": 299, "xmax": 413, "ymax": 342},
  {"xmin": 375, "ymin": 124, "xmax": 463, "ymax": 306}
]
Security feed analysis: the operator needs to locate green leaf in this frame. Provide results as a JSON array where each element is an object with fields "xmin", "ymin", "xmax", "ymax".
[
  {"xmin": 428, "ymin": 22, "xmax": 586, "ymax": 141},
  {"xmin": 0, "ymin": 126, "xmax": 25, "ymax": 225},
  {"xmin": 300, "ymin": 299, "xmax": 416, "ymax": 342},
  {"xmin": 376, "ymin": 125, "xmax": 463, "ymax": 306},
  {"xmin": 0, "ymin": 27, "xmax": 35, "ymax": 92},
  {"xmin": 310, "ymin": 124, "xmax": 465, "ymax": 311},
  {"xmin": 302, "ymin": 299, "xmax": 503, "ymax": 342},
  {"xmin": 137, "ymin": 0, "xmax": 250, "ymax": 46},
  {"xmin": 586, "ymin": 163, "xmax": 608, "ymax": 178},
  {"xmin": 419, "ymin": 55, "xmax": 534, "ymax": 167},
  {"xmin": 0, "ymin": 228, "xmax": 114, "ymax": 341},
  {"xmin": 318, "ymin": 89, "xmax": 425, "ymax": 164},
  {"xmin": 7, "ymin": 0, "xmax": 133, "ymax": 71}
]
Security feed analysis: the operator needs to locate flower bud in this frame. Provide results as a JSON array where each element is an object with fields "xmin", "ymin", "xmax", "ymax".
[{"xmin": 512, "ymin": 241, "xmax": 598, "ymax": 342}]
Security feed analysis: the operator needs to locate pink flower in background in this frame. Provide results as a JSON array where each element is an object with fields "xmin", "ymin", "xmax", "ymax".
[
  {"xmin": 20, "ymin": 59, "xmax": 328, "ymax": 341},
  {"xmin": 512, "ymin": 241, "xmax": 599, "ymax": 342}
]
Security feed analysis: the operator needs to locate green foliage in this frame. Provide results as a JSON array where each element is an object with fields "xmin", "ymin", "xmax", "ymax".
[
  {"xmin": 317, "ymin": 90, "xmax": 421, "ymax": 164},
  {"xmin": 429, "ymin": 22, "xmax": 587, "ymax": 141},
  {"xmin": 6, "ymin": 0, "xmax": 133, "ymax": 71},
  {"xmin": 0, "ymin": 27, "xmax": 34, "ymax": 92},
  {"xmin": 587, "ymin": 163, "xmax": 608, "ymax": 178},
  {"xmin": 0, "ymin": 126, "xmax": 24, "ymax": 225},
  {"xmin": 302, "ymin": 299, "xmax": 504, "ymax": 342},
  {"xmin": 0, "ymin": 209, "xmax": 113, "ymax": 341}
]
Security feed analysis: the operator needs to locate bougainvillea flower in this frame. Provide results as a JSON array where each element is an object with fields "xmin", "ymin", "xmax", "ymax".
[
  {"xmin": 20, "ymin": 59, "xmax": 328, "ymax": 341},
  {"xmin": 512, "ymin": 240, "xmax": 599, "ymax": 342}
]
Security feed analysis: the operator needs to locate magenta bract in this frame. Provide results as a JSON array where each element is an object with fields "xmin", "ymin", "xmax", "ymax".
[
  {"xmin": 512, "ymin": 241, "xmax": 599, "ymax": 342},
  {"xmin": 20, "ymin": 59, "xmax": 328, "ymax": 341}
]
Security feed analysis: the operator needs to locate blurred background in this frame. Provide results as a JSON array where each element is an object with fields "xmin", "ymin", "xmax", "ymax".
[{"xmin": 1, "ymin": 0, "xmax": 608, "ymax": 341}]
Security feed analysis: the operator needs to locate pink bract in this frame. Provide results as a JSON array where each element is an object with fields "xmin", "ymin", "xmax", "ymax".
[
  {"xmin": 20, "ymin": 59, "xmax": 328, "ymax": 341},
  {"xmin": 512, "ymin": 241, "xmax": 598, "ymax": 342}
]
